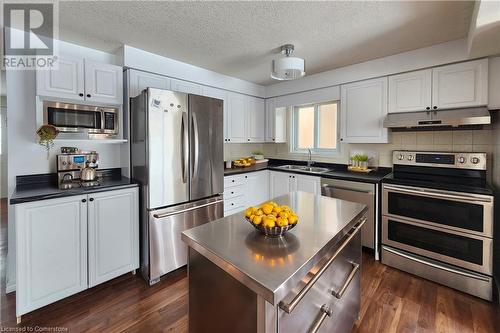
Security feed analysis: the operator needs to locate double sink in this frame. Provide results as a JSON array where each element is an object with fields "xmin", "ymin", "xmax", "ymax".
[{"xmin": 274, "ymin": 164, "xmax": 331, "ymax": 174}]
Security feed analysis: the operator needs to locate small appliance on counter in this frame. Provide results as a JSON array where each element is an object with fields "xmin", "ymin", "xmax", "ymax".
[{"xmin": 57, "ymin": 150, "xmax": 100, "ymax": 189}]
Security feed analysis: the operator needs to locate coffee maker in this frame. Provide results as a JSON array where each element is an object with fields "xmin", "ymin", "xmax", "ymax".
[{"xmin": 57, "ymin": 151, "xmax": 99, "ymax": 189}]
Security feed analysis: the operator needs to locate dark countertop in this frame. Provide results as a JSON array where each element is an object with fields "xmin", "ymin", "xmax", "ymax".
[
  {"xmin": 10, "ymin": 169, "xmax": 138, "ymax": 205},
  {"xmin": 182, "ymin": 192, "xmax": 368, "ymax": 304},
  {"xmin": 224, "ymin": 159, "xmax": 391, "ymax": 184}
]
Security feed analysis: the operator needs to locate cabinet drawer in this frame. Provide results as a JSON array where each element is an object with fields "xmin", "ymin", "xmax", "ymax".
[
  {"xmin": 224, "ymin": 196, "xmax": 244, "ymax": 212},
  {"xmin": 278, "ymin": 230, "xmax": 361, "ymax": 333},
  {"xmin": 224, "ymin": 175, "xmax": 245, "ymax": 188},
  {"xmin": 224, "ymin": 184, "xmax": 244, "ymax": 199}
]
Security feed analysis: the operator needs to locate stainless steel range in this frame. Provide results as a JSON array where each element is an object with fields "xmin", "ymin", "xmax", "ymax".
[{"xmin": 381, "ymin": 151, "xmax": 494, "ymax": 301}]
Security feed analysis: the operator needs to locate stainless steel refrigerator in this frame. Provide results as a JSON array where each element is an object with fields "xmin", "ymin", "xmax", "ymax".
[{"xmin": 130, "ymin": 88, "xmax": 224, "ymax": 285}]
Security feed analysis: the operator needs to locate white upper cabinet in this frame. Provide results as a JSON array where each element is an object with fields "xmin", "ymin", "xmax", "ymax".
[
  {"xmin": 388, "ymin": 69, "xmax": 432, "ymax": 113},
  {"xmin": 202, "ymin": 86, "xmax": 229, "ymax": 142},
  {"xmin": 37, "ymin": 55, "xmax": 123, "ymax": 105},
  {"xmin": 84, "ymin": 60, "xmax": 123, "ymax": 105},
  {"xmin": 341, "ymin": 77, "xmax": 388, "ymax": 143},
  {"xmin": 432, "ymin": 59, "xmax": 488, "ymax": 110},
  {"xmin": 489, "ymin": 57, "xmax": 500, "ymax": 110},
  {"xmin": 227, "ymin": 92, "xmax": 247, "ymax": 143},
  {"xmin": 246, "ymin": 97, "xmax": 265, "ymax": 142},
  {"xmin": 171, "ymin": 78, "xmax": 202, "ymax": 95},
  {"xmin": 265, "ymin": 98, "xmax": 287, "ymax": 143},
  {"xmin": 36, "ymin": 56, "xmax": 85, "ymax": 101},
  {"xmin": 128, "ymin": 70, "xmax": 171, "ymax": 97}
]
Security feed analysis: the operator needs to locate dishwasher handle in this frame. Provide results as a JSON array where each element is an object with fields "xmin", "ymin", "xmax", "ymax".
[{"xmin": 321, "ymin": 184, "xmax": 373, "ymax": 195}]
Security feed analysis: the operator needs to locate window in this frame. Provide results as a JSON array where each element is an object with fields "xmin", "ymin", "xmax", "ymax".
[{"xmin": 291, "ymin": 101, "xmax": 339, "ymax": 154}]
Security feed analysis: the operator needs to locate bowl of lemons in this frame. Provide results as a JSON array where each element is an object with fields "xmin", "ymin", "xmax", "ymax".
[{"xmin": 245, "ymin": 201, "xmax": 298, "ymax": 237}]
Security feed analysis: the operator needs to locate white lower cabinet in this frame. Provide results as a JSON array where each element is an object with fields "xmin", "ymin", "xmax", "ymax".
[
  {"xmin": 223, "ymin": 171, "xmax": 269, "ymax": 216},
  {"xmin": 15, "ymin": 187, "xmax": 139, "ymax": 317},
  {"xmin": 269, "ymin": 171, "xmax": 320, "ymax": 198},
  {"xmin": 88, "ymin": 188, "xmax": 139, "ymax": 287}
]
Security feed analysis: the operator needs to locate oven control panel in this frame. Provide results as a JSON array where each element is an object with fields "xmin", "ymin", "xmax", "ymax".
[{"xmin": 393, "ymin": 151, "xmax": 486, "ymax": 170}]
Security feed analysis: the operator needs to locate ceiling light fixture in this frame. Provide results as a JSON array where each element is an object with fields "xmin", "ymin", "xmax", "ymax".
[{"xmin": 271, "ymin": 44, "xmax": 305, "ymax": 81}]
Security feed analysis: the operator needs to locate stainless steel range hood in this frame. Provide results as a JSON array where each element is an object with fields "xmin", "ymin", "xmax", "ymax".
[{"xmin": 383, "ymin": 107, "xmax": 491, "ymax": 129}]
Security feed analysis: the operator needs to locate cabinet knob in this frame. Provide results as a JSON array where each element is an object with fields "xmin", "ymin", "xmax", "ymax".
[
  {"xmin": 433, "ymin": 106, "xmax": 437, "ymax": 110},
  {"xmin": 426, "ymin": 106, "xmax": 430, "ymax": 110},
  {"xmin": 79, "ymin": 93, "xmax": 84, "ymax": 97},
  {"xmin": 273, "ymin": 138, "xmax": 275, "ymax": 141},
  {"xmin": 89, "ymin": 198, "xmax": 94, "ymax": 202},
  {"xmin": 86, "ymin": 94, "xmax": 91, "ymax": 98},
  {"xmin": 245, "ymin": 176, "xmax": 248, "ymax": 179},
  {"xmin": 340, "ymin": 138, "xmax": 343, "ymax": 141},
  {"xmin": 228, "ymin": 139, "xmax": 231, "ymax": 142},
  {"xmin": 247, "ymin": 139, "xmax": 250, "ymax": 141},
  {"xmin": 82, "ymin": 199, "xmax": 87, "ymax": 203}
]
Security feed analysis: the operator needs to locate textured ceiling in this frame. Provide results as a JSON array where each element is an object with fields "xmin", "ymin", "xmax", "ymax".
[{"xmin": 58, "ymin": 1, "xmax": 474, "ymax": 86}]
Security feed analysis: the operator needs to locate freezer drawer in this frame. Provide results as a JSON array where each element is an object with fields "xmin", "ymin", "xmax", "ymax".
[
  {"xmin": 278, "ymin": 231, "xmax": 361, "ymax": 333},
  {"xmin": 147, "ymin": 196, "xmax": 223, "ymax": 283}
]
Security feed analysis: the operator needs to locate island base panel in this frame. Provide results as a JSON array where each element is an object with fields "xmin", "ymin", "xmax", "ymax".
[{"xmin": 188, "ymin": 248, "xmax": 257, "ymax": 333}]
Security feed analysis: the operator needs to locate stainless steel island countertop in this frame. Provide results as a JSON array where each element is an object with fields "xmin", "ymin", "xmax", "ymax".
[{"xmin": 181, "ymin": 191, "xmax": 367, "ymax": 305}]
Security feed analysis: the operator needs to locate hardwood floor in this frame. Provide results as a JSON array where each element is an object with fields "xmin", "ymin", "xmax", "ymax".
[{"xmin": 1, "ymin": 199, "xmax": 498, "ymax": 332}]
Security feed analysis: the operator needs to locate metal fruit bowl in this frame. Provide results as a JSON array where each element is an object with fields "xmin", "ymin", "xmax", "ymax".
[{"xmin": 246, "ymin": 218, "xmax": 297, "ymax": 237}]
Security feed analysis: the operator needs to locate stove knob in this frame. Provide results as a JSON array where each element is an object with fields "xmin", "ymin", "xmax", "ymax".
[
  {"xmin": 62, "ymin": 161, "xmax": 67, "ymax": 166},
  {"xmin": 471, "ymin": 157, "xmax": 480, "ymax": 164},
  {"xmin": 458, "ymin": 156, "xmax": 466, "ymax": 164},
  {"xmin": 397, "ymin": 154, "xmax": 404, "ymax": 160},
  {"xmin": 407, "ymin": 155, "xmax": 414, "ymax": 161}
]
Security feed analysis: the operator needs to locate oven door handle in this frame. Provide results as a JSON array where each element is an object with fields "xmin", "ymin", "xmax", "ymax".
[
  {"xmin": 383, "ymin": 246, "xmax": 491, "ymax": 282},
  {"xmin": 383, "ymin": 184, "xmax": 492, "ymax": 203}
]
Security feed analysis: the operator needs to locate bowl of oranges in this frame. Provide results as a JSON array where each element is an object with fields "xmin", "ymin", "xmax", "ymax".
[{"xmin": 245, "ymin": 201, "xmax": 298, "ymax": 237}]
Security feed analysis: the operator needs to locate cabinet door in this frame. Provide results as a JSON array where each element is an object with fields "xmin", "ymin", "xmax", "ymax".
[
  {"xmin": 202, "ymin": 86, "xmax": 228, "ymax": 142},
  {"xmin": 432, "ymin": 59, "xmax": 488, "ymax": 109},
  {"xmin": 84, "ymin": 60, "xmax": 123, "ymax": 104},
  {"xmin": 227, "ymin": 92, "xmax": 247, "ymax": 143},
  {"xmin": 246, "ymin": 97, "xmax": 265, "ymax": 142},
  {"xmin": 269, "ymin": 171, "xmax": 292, "ymax": 199},
  {"xmin": 275, "ymin": 107, "xmax": 287, "ymax": 143},
  {"xmin": 15, "ymin": 195, "xmax": 88, "ymax": 316},
  {"xmin": 88, "ymin": 188, "xmax": 139, "ymax": 287},
  {"xmin": 265, "ymin": 98, "xmax": 276, "ymax": 142},
  {"xmin": 341, "ymin": 77, "xmax": 388, "ymax": 143},
  {"xmin": 295, "ymin": 174, "xmax": 320, "ymax": 195},
  {"xmin": 36, "ymin": 56, "xmax": 84, "ymax": 101},
  {"xmin": 171, "ymin": 78, "xmax": 202, "ymax": 95},
  {"xmin": 388, "ymin": 69, "xmax": 432, "ymax": 113},
  {"xmin": 128, "ymin": 70, "xmax": 171, "ymax": 98},
  {"xmin": 244, "ymin": 171, "xmax": 269, "ymax": 206}
]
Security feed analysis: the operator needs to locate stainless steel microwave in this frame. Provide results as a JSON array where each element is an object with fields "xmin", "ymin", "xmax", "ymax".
[{"xmin": 43, "ymin": 101, "xmax": 119, "ymax": 136}]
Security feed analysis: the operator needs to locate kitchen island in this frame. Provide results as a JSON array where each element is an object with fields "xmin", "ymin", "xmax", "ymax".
[{"xmin": 181, "ymin": 191, "xmax": 367, "ymax": 333}]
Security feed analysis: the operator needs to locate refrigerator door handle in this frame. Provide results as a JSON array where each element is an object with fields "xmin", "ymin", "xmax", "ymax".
[
  {"xmin": 181, "ymin": 111, "xmax": 188, "ymax": 183},
  {"xmin": 192, "ymin": 112, "xmax": 200, "ymax": 178}
]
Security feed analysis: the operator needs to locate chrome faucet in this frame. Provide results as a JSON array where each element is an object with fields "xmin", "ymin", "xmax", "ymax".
[{"xmin": 307, "ymin": 149, "xmax": 315, "ymax": 167}]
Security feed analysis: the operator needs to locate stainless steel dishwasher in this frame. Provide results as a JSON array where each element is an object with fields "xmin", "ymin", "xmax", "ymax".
[{"xmin": 321, "ymin": 178, "xmax": 377, "ymax": 253}]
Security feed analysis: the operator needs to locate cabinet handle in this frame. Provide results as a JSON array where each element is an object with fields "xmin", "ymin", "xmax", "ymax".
[
  {"xmin": 228, "ymin": 139, "xmax": 231, "ymax": 142},
  {"xmin": 87, "ymin": 94, "xmax": 91, "ymax": 98},
  {"xmin": 245, "ymin": 176, "xmax": 248, "ymax": 179},
  {"xmin": 340, "ymin": 138, "xmax": 343, "ymax": 141},
  {"xmin": 279, "ymin": 217, "xmax": 366, "ymax": 314},
  {"xmin": 89, "ymin": 198, "xmax": 94, "ymax": 202},
  {"xmin": 433, "ymin": 106, "xmax": 437, "ymax": 110},
  {"xmin": 82, "ymin": 199, "xmax": 87, "ymax": 203},
  {"xmin": 308, "ymin": 305, "xmax": 333, "ymax": 333},
  {"xmin": 79, "ymin": 93, "xmax": 84, "ymax": 97},
  {"xmin": 331, "ymin": 261, "xmax": 359, "ymax": 299},
  {"xmin": 426, "ymin": 106, "xmax": 430, "ymax": 110},
  {"xmin": 247, "ymin": 139, "xmax": 250, "ymax": 141}
]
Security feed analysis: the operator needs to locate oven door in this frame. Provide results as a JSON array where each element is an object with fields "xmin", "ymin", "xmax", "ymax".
[
  {"xmin": 382, "ymin": 216, "xmax": 492, "ymax": 275},
  {"xmin": 382, "ymin": 184, "xmax": 493, "ymax": 237}
]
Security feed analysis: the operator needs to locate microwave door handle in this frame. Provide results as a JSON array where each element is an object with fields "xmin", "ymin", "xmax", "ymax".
[{"xmin": 181, "ymin": 112, "xmax": 188, "ymax": 183}]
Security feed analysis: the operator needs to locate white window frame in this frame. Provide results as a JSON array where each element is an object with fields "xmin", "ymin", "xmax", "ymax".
[{"xmin": 290, "ymin": 101, "xmax": 340, "ymax": 155}]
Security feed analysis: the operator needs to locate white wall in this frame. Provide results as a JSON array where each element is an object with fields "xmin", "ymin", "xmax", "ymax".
[
  {"xmin": 1, "ymin": 96, "xmax": 7, "ymax": 198},
  {"xmin": 119, "ymin": 45, "xmax": 266, "ymax": 98},
  {"xmin": 266, "ymin": 38, "xmax": 471, "ymax": 98}
]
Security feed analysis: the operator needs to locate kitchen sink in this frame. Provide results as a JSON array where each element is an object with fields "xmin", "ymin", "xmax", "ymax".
[{"xmin": 275, "ymin": 165, "xmax": 331, "ymax": 174}]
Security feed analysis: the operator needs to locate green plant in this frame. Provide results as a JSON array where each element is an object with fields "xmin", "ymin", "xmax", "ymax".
[
  {"xmin": 251, "ymin": 151, "xmax": 263, "ymax": 155},
  {"xmin": 351, "ymin": 153, "xmax": 369, "ymax": 162},
  {"xmin": 37, "ymin": 125, "xmax": 59, "ymax": 159}
]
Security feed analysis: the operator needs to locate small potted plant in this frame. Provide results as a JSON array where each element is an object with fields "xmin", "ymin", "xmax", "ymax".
[
  {"xmin": 37, "ymin": 125, "xmax": 59, "ymax": 159},
  {"xmin": 252, "ymin": 151, "xmax": 264, "ymax": 160},
  {"xmin": 358, "ymin": 154, "xmax": 369, "ymax": 170}
]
